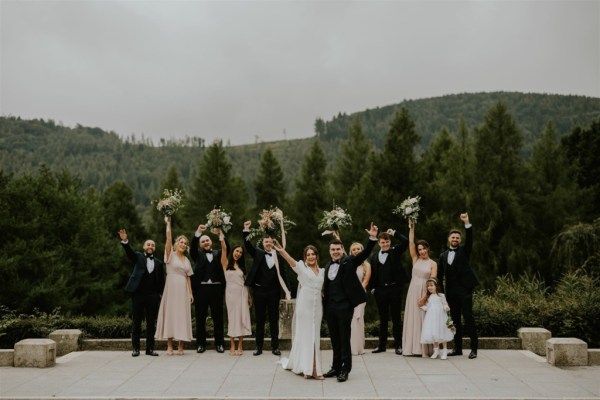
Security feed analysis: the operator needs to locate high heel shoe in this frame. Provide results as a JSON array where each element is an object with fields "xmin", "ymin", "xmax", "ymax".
[
  {"xmin": 430, "ymin": 348, "xmax": 440, "ymax": 359},
  {"xmin": 166, "ymin": 349, "xmax": 174, "ymax": 356}
]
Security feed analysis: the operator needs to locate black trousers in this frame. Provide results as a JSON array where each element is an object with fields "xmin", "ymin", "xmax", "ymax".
[
  {"xmin": 374, "ymin": 285, "xmax": 403, "ymax": 349},
  {"xmin": 131, "ymin": 291, "xmax": 160, "ymax": 351},
  {"xmin": 326, "ymin": 302, "xmax": 354, "ymax": 374},
  {"xmin": 253, "ymin": 286, "xmax": 280, "ymax": 349},
  {"xmin": 447, "ymin": 292, "xmax": 478, "ymax": 352},
  {"xmin": 194, "ymin": 284, "xmax": 225, "ymax": 347}
]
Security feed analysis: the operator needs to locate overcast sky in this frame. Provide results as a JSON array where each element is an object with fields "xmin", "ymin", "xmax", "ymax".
[{"xmin": 1, "ymin": 1, "xmax": 598, "ymax": 145}]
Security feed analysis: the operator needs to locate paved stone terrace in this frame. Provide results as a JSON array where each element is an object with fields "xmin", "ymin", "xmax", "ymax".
[{"xmin": 1, "ymin": 349, "xmax": 598, "ymax": 399}]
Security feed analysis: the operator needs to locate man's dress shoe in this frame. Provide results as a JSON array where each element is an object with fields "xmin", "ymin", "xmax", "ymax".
[
  {"xmin": 337, "ymin": 371, "xmax": 348, "ymax": 382},
  {"xmin": 145, "ymin": 350, "xmax": 159, "ymax": 356},
  {"xmin": 468, "ymin": 350, "xmax": 477, "ymax": 359},
  {"xmin": 271, "ymin": 348, "xmax": 281, "ymax": 356},
  {"xmin": 372, "ymin": 347, "xmax": 386, "ymax": 353},
  {"xmin": 395, "ymin": 347, "xmax": 402, "ymax": 355},
  {"xmin": 253, "ymin": 348, "xmax": 263, "ymax": 356},
  {"xmin": 216, "ymin": 345, "xmax": 225, "ymax": 353},
  {"xmin": 323, "ymin": 369, "xmax": 338, "ymax": 378},
  {"xmin": 132, "ymin": 349, "xmax": 140, "ymax": 357},
  {"xmin": 448, "ymin": 349, "xmax": 463, "ymax": 356},
  {"xmin": 197, "ymin": 345, "xmax": 206, "ymax": 353}
]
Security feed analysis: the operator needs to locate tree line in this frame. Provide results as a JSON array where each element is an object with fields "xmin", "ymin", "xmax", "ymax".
[{"xmin": 1, "ymin": 100, "xmax": 599, "ymax": 317}]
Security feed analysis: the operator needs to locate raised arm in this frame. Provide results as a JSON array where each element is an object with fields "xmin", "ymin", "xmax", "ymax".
[
  {"xmin": 242, "ymin": 220, "xmax": 257, "ymax": 258},
  {"xmin": 219, "ymin": 233, "xmax": 228, "ymax": 270},
  {"xmin": 273, "ymin": 239, "xmax": 298, "ymax": 272},
  {"xmin": 190, "ymin": 224, "xmax": 206, "ymax": 261},
  {"xmin": 461, "ymin": 213, "xmax": 473, "ymax": 256},
  {"xmin": 407, "ymin": 219, "xmax": 417, "ymax": 262},
  {"xmin": 118, "ymin": 228, "xmax": 137, "ymax": 262},
  {"xmin": 164, "ymin": 216, "xmax": 172, "ymax": 259}
]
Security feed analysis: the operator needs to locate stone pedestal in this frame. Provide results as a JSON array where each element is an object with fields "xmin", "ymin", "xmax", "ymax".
[
  {"xmin": 587, "ymin": 349, "xmax": 600, "ymax": 366},
  {"xmin": 48, "ymin": 329, "xmax": 82, "ymax": 356},
  {"xmin": 518, "ymin": 327, "xmax": 551, "ymax": 356},
  {"xmin": 279, "ymin": 299, "xmax": 296, "ymax": 340},
  {"xmin": 14, "ymin": 339, "xmax": 56, "ymax": 368},
  {"xmin": 0, "ymin": 349, "xmax": 14, "ymax": 367},
  {"xmin": 546, "ymin": 337, "xmax": 588, "ymax": 366}
]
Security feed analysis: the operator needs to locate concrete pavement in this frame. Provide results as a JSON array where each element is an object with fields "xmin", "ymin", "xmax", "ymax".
[{"xmin": 1, "ymin": 349, "xmax": 598, "ymax": 399}]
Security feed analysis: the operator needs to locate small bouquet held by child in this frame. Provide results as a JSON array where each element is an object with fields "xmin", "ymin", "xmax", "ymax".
[
  {"xmin": 247, "ymin": 207, "xmax": 295, "ymax": 245},
  {"xmin": 205, "ymin": 207, "xmax": 232, "ymax": 233},
  {"xmin": 318, "ymin": 205, "xmax": 352, "ymax": 237},
  {"xmin": 154, "ymin": 188, "xmax": 184, "ymax": 216},
  {"xmin": 393, "ymin": 195, "xmax": 421, "ymax": 222}
]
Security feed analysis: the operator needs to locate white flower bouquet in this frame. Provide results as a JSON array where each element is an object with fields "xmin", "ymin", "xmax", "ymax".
[
  {"xmin": 446, "ymin": 314, "xmax": 456, "ymax": 333},
  {"xmin": 247, "ymin": 207, "xmax": 295, "ymax": 242},
  {"xmin": 318, "ymin": 206, "xmax": 352, "ymax": 236},
  {"xmin": 154, "ymin": 189, "xmax": 184, "ymax": 216},
  {"xmin": 205, "ymin": 207, "xmax": 232, "ymax": 233},
  {"xmin": 393, "ymin": 195, "xmax": 421, "ymax": 222}
]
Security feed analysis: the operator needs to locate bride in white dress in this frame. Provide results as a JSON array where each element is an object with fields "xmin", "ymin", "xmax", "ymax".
[{"xmin": 274, "ymin": 241, "xmax": 324, "ymax": 379}]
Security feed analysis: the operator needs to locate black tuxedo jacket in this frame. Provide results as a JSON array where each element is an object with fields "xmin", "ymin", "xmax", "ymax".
[
  {"xmin": 122, "ymin": 242, "xmax": 165, "ymax": 295},
  {"xmin": 323, "ymin": 238, "xmax": 376, "ymax": 309},
  {"xmin": 368, "ymin": 231, "xmax": 409, "ymax": 290},
  {"xmin": 190, "ymin": 234, "xmax": 228, "ymax": 291},
  {"xmin": 438, "ymin": 226, "xmax": 478, "ymax": 295},
  {"xmin": 242, "ymin": 231, "xmax": 288, "ymax": 290}
]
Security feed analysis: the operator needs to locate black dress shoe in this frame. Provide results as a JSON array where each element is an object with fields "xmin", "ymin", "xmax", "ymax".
[
  {"xmin": 197, "ymin": 345, "xmax": 206, "ymax": 353},
  {"xmin": 336, "ymin": 371, "xmax": 348, "ymax": 382},
  {"xmin": 395, "ymin": 347, "xmax": 402, "ymax": 355},
  {"xmin": 253, "ymin": 348, "xmax": 263, "ymax": 356},
  {"xmin": 448, "ymin": 349, "xmax": 463, "ymax": 356},
  {"xmin": 271, "ymin": 348, "xmax": 281, "ymax": 356},
  {"xmin": 145, "ymin": 350, "xmax": 159, "ymax": 356},
  {"xmin": 323, "ymin": 369, "xmax": 338, "ymax": 378},
  {"xmin": 216, "ymin": 345, "xmax": 225, "ymax": 353},
  {"xmin": 372, "ymin": 347, "xmax": 386, "ymax": 353},
  {"xmin": 468, "ymin": 350, "xmax": 477, "ymax": 359},
  {"xmin": 132, "ymin": 349, "xmax": 140, "ymax": 357}
]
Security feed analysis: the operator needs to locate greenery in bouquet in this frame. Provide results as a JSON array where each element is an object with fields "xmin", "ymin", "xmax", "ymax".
[
  {"xmin": 318, "ymin": 206, "xmax": 352, "ymax": 235},
  {"xmin": 205, "ymin": 207, "xmax": 232, "ymax": 233},
  {"xmin": 153, "ymin": 188, "xmax": 184, "ymax": 216},
  {"xmin": 446, "ymin": 314, "xmax": 456, "ymax": 333},
  {"xmin": 393, "ymin": 195, "xmax": 421, "ymax": 222},
  {"xmin": 247, "ymin": 207, "xmax": 295, "ymax": 242}
]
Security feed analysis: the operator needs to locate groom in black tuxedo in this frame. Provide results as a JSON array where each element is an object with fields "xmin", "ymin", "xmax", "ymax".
[
  {"xmin": 438, "ymin": 212, "xmax": 479, "ymax": 359},
  {"xmin": 368, "ymin": 228, "xmax": 409, "ymax": 355},
  {"xmin": 323, "ymin": 223, "xmax": 378, "ymax": 382},
  {"xmin": 119, "ymin": 229, "xmax": 165, "ymax": 357},
  {"xmin": 243, "ymin": 220, "xmax": 290, "ymax": 356},
  {"xmin": 190, "ymin": 224, "xmax": 228, "ymax": 354}
]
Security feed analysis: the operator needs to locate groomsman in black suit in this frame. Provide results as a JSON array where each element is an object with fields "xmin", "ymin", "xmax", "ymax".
[
  {"xmin": 438, "ymin": 212, "xmax": 479, "ymax": 359},
  {"xmin": 323, "ymin": 223, "xmax": 378, "ymax": 382},
  {"xmin": 368, "ymin": 229, "xmax": 409, "ymax": 355},
  {"xmin": 190, "ymin": 224, "xmax": 228, "ymax": 353},
  {"xmin": 119, "ymin": 229, "xmax": 165, "ymax": 357},
  {"xmin": 243, "ymin": 220, "xmax": 289, "ymax": 356}
]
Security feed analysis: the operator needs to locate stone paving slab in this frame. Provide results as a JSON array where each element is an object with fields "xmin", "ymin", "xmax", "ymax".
[{"xmin": 0, "ymin": 349, "xmax": 598, "ymax": 399}]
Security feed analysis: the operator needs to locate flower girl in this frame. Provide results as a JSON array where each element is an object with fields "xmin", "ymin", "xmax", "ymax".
[{"xmin": 420, "ymin": 278, "xmax": 454, "ymax": 359}]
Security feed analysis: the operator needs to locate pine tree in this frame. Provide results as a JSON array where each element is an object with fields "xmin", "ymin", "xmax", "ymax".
[
  {"xmin": 149, "ymin": 164, "xmax": 186, "ymax": 246},
  {"xmin": 254, "ymin": 148, "xmax": 286, "ymax": 211}
]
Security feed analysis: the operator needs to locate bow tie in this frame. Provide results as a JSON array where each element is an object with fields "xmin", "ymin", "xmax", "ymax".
[
  {"xmin": 203, "ymin": 250, "xmax": 212, "ymax": 254},
  {"xmin": 380, "ymin": 250, "xmax": 389, "ymax": 254},
  {"xmin": 448, "ymin": 248, "xmax": 456, "ymax": 253},
  {"xmin": 145, "ymin": 254, "xmax": 154, "ymax": 260},
  {"xmin": 265, "ymin": 253, "xmax": 273, "ymax": 257},
  {"xmin": 330, "ymin": 260, "xmax": 340, "ymax": 265}
]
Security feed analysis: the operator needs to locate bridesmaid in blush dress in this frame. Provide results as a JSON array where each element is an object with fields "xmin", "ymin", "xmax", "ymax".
[
  {"xmin": 402, "ymin": 218, "xmax": 436, "ymax": 357},
  {"xmin": 219, "ymin": 233, "xmax": 252, "ymax": 355},
  {"xmin": 349, "ymin": 242, "xmax": 371, "ymax": 356},
  {"xmin": 155, "ymin": 216, "xmax": 194, "ymax": 355}
]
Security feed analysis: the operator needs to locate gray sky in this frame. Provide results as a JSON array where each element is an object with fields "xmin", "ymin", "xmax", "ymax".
[{"xmin": 1, "ymin": 1, "xmax": 598, "ymax": 146}]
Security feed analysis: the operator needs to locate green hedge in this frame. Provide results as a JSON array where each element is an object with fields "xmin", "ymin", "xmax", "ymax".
[{"xmin": 1, "ymin": 272, "xmax": 598, "ymax": 348}]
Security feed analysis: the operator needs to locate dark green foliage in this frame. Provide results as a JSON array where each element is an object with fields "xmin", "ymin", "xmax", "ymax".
[{"xmin": 254, "ymin": 148, "xmax": 286, "ymax": 211}]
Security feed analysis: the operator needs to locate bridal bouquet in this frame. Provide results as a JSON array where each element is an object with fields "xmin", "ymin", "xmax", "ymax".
[
  {"xmin": 393, "ymin": 195, "xmax": 421, "ymax": 222},
  {"xmin": 205, "ymin": 207, "xmax": 232, "ymax": 233},
  {"xmin": 318, "ymin": 206, "xmax": 352, "ymax": 236},
  {"xmin": 247, "ymin": 207, "xmax": 295, "ymax": 242},
  {"xmin": 154, "ymin": 188, "xmax": 184, "ymax": 216},
  {"xmin": 446, "ymin": 314, "xmax": 456, "ymax": 334}
]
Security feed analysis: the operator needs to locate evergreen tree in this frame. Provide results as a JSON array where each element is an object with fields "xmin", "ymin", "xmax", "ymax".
[
  {"xmin": 186, "ymin": 141, "xmax": 248, "ymax": 242},
  {"xmin": 149, "ymin": 164, "xmax": 186, "ymax": 245},
  {"xmin": 472, "ymin": 102, "xmax": 533, "ymax": 282},
  {"xmin": 289, "ymin": 140, "xmax": 330, "ymax": 255},
  {"xmin": 101, "ymin": 181, "xmax": 147, "ymax": 244},
  {"xmin": 254, "ymin": 148, "xmax": 286, "ymax": 211}
]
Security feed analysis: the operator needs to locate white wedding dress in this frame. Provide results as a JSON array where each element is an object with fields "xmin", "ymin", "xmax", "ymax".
[{"xmin": 280, "ymin": 261, "xmax": 324, "ymax": 376}]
